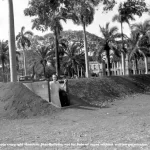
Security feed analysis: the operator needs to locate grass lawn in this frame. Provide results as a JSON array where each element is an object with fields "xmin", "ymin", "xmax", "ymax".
[{"xmin": 0, "ymin": 93, "xmax": 150, "ymax": 150}]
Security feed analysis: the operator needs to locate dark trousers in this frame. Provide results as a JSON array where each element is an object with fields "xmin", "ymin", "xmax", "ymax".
[{"xmin": 59, "ymin": 89, "xmax": 70, "ymax": 107}]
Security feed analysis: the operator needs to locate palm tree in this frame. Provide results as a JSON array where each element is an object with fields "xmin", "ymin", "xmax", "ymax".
[
  {"xmin": 131, "ymin": 20, "xmax": 150, "ymax": 38},
  {"xmin": 16, "ymin": 26, "xmax": 33, "ymax": 76},
  {"xmin": 99, "ymin": 23, "xmax": 121, "ymax": 76},
  {"xmin": 68, "ymin": 1, "xmax": 95, "ymax": 78},
  {"xmin": 112, "ymin": 3, "xmax": 135, "ymax": 42},
  {"xmin": 7, "ymin": 0, "xmax": 17, "ymax": 82},
  {"xmin": 0, "ymin": 40, "xmax": 21, "ymax": 82},
  {"xmin": 47, "ymin": 36, "xmax": 68, "ymax": 61},
  {"xmin": 112, "ymin": 2, "xmax": 135, "ymax": 75},
  {"xmin": 0, "ymin": 40, "xmax": 9, "ymax": 82},
  {"xmin": 28, "ymin": 45, "xmax": 53, "ymax": 78},
  {"xmin": 129, "ymin": 20, "xmax": 150, "ymax": 74},
  {"xmin": 31, "ymin": 13, "xmax": 66, "ymax": 78},
  {"xmin": 62, "ymin": 41, "xmax": 85, "ymax": 77}
]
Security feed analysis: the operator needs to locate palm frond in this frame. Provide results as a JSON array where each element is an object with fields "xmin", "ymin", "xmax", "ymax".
[
  {"xmin": 67, "ymin": 13, "xmax": 80, "ymax": 25},
  {"xmin": 129, "ymin": 47, "xmax": 138, "ymax": 60},
  {"xmin": 105, "ymin": 22, "xmax": 110, "ymax": 31},
  {"xmin": 143, "ymin": 19, "xmax": 150, "ymax": 31},
  {"xmin": 127, "ymin": 14, "xmax": 135, "ymax": 22},
  {"xmin": 24, "ymin": 31, "xmax": 34, "ymax": 36},
  {"xmin": 21, "ymin": 26, "xmax": 25, "ymax": 34},
  {"xmin": 112, "ymin": 14, "xmax": 120, "ymax": 22},
  {"xmin": 23, "ymin": 37, "xmax": 31, "ymax": 47},
  {"xmin": 111, "ymin": 33, "xmax": 122, "ymax": 39},
  {"xmin": 109, "ymin": 26, "xmax": 118, "ymax": 36},
  {"xmin": 131, "ymin": 23, "xmax": 142, "ymax": 31},
  {"xmin": 16, "ymin": 39, "xmax": 22, "ymax": 49},
  {"xmin": 16, "ymin": 33, "xmax": 21, "ymax": 40},
  {"xmin": 139, "ymin": 47, "xmax": 150, "ymax": 54},
  {"xmin": 99, "ymin": 25, "xmax": 107, "ymax": 39}
]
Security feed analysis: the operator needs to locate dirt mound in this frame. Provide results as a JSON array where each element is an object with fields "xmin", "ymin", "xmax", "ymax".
[
  {"xmin": 0, "ymin": 82, "xmax": 61, "ymax": 119},
  {"xmin": 68, "ymin": 75, "xmax": 150, "ymax": 107}
]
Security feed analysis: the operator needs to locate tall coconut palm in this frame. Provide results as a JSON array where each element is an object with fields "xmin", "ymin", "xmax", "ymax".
[
  {"xmin": 62, "ymin": 41, "xmax": 85, "ymax": 77},
  {"xmin": 47, "ymin": 36, "xmax": 68, "ymax": 61},
  {"xmin": 8, "ymin": 0, "xmax": 17, "ymax": 82},
  {"xmin": 0, "ymin": 40, "xmax": 9, "ymax": 82},
  {"xmin": 16, "ymin": 26, "xmax": 33, "ymax": 76},
  {"xmin": 112, "ymin": 3, "xmax": 135, "ymax": 43},
  {"xmin": 131, "ymin": 20, "xmax": 150, "ymax": 38},
  {"xmin": 31, "ymin": 12, "xmax": 66, "ymax": 78},
  {"xmin": 28, "ymin": 45, "xmax": 53, "ymax": 78},
  {"xmin": 112, "ymin": 2, "xmax": 135, "ymax": 75},
  {"xmin": 126, "ymin": 31, "xmax": 140, "ymax": 74},
  {"xmin": 68, "ymin": 1, "xmax": 95, "ymax": 78},
  {"xmin": 99, "ymin": 23, "xmax": 122, "ymax": 76},
  {"xmin": 129, "ymin": 20, "xmax": 150, "ymax": 74}
]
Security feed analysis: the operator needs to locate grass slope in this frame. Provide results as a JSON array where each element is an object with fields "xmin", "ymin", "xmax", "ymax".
[{"xmin": 68, "ymin": 75, "xmax": 150, "ymax": 107}]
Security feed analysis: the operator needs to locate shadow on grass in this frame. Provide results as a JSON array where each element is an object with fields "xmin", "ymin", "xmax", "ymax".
[
  {"xmin": 61, "ymin": 94, "xmax": 111, "ymax": 110},
  {"xmin": 62, "ymin": 104, "xmax": 98, "ymax": 110}
]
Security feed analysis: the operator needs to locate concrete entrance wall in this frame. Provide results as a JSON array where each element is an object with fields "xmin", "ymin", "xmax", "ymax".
[
  {"xmin": 23, "ymin": 81, "xmax": 50, "ymax": 102},
  {"xmin": 23, "ymin": 81, "xmax": 72, "ymax": 108}
]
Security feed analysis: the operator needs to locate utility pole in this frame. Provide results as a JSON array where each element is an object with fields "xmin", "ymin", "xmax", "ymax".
[{"xmin": 8, "ymin": 0, "xmax": 17, "ymax": 82}]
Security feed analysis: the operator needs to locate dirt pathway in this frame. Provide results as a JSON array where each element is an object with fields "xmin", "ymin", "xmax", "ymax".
[{"xmin": 1, "ymin": 93, "xmax": 150, "ymax": 150}]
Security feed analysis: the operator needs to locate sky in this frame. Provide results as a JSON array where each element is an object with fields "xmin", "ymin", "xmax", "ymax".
[{"xmin": 0, "ymin": 0, "xmax": 150, "ymax": 40}]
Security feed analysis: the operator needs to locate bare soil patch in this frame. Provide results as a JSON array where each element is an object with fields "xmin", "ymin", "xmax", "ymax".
[{"xmin": 0, "ymin": 82, "xmax": 62, "ymax": 119}]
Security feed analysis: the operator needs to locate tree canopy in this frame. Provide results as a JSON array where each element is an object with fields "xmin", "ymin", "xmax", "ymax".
[{"xmin": 119, "ymin": 0, "xmax": 148, "ymax": 18}]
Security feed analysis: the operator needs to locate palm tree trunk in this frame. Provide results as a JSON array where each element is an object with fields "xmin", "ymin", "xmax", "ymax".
[
  {"xmin": 102, "ymin": 61, "xmax": 106, "ymax": 76},
  {"xmin": 42, "ymin": 64, "xmax": 46, "ymax": 78},
  {"xmin": 31, "ymin": 65, "xmax": 35, "ymax": 79},
  {"xmin": 125, "ymin": 54, "xmax": 129, "ymax": 75},
  {"xmin": 130, "ymin": 38, "xmax": 140, "ymax": 74},
  {"xmin": 106, "ymin": 49, "xmax": 111, "ymax": 76},
  {"xmin": 72, "ymin": 69, "xmax": 74, "ymax": 78},
  {"xmin": 77, "ymin": 65, "xmax": 79, "ymax": 77},
  {"xmin": 139, "ymin": 50, "xmax": 148, "ymax": 74},
  {"xmin": 121, "ymin": 52, "xmax": 125, "ymax": 75},
  {"xmin": 8, "ymin": 0, "xmax": 17, "ymax": 82},
  {"xmin": 23, "ymin": 49, "xmax": 27, "ymax": 76},
  {"xmin": 121, "ymin": 21, "xmax": 125, "ymax": 75},
  {"xmin": 135, "ymin": 58, "xmax": 138, "ymax": 74},
  {"xmin": 68, "ymin": 69, "xmax": 71, "ymax": 78},
  {"xmin": 2, "ymin": 61, "xmax": 5, "ymax": 82},
  {"xmin": 113, "ymin": 62, "xmax": 116, "ymax": 75},
  {"xmin": 121, "ymin": 21, "xmax": 124, "ymax": 46},
  {"xmin": 133, "ymin": 60, "xmax": 136, "ymax": 75},
  {"xmin": 82, "ymin": 23, "xmax": 90, "ymax": 78},
  {"xmin": 54, "ymin": 28, "xmax": 60, "ymax": 78},
  {"xmin": 144, "ymin": 56, "xmax": 148, "ymax": 74}
]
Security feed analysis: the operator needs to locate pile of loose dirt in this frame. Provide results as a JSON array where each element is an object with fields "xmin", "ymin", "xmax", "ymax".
[{"xmin": 0, "ymin": 82, "xmax": 61, "ymax": 119}]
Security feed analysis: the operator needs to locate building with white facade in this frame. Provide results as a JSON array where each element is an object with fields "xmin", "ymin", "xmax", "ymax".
[{"xmin": 89, "ymin": 57, "xmax": 150, "ymax": 76}]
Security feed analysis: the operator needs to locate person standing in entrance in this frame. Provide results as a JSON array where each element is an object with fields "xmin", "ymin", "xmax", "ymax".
[{"xmin": 49, "ymin": 74, "xmax": 67, "ymax": 108}]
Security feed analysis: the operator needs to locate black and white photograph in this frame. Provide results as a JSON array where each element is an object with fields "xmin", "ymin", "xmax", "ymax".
[{"xmin": 0, "ymin": 0, "xmax": 150, "ymax": 149}]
